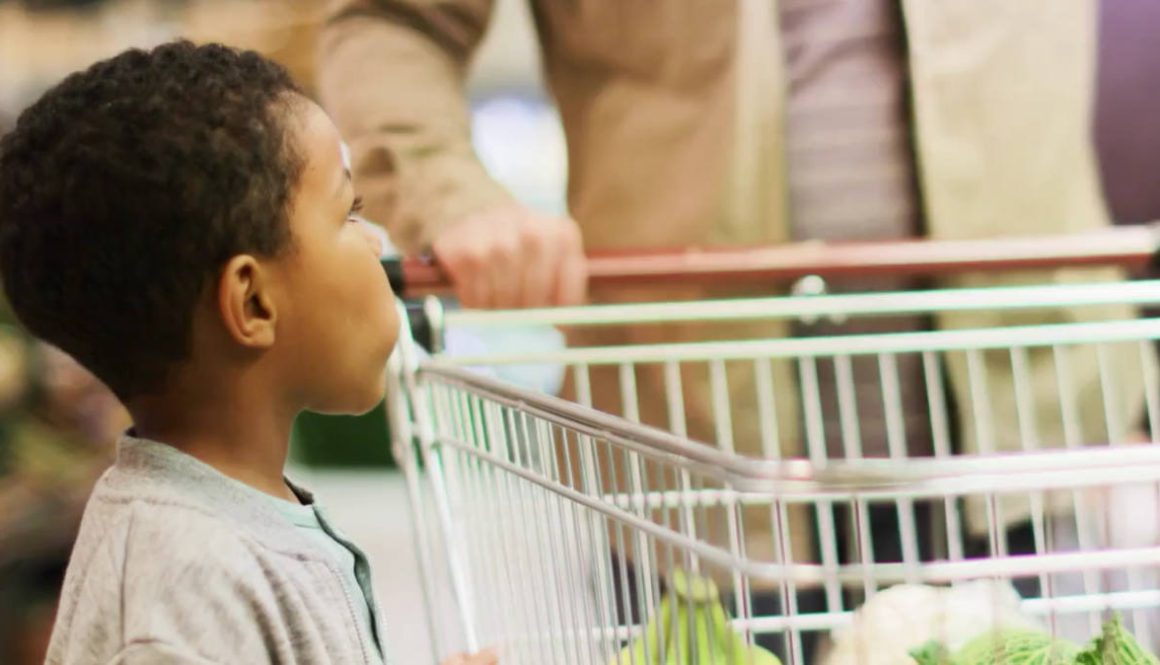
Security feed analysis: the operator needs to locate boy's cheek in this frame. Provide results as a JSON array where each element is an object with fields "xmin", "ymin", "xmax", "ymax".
[
  {"xmin": 383, "ymin": 306, "xmax": 402, "ymax": 350},
  {"xmin": 355, "ymin": 218, "xmax": 389, "ymax": 257}
]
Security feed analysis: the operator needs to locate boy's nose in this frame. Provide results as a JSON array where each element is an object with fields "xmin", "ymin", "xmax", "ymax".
[{"xmin": 355, "ymin": 218, "xmax": 385, "ymax": 257}]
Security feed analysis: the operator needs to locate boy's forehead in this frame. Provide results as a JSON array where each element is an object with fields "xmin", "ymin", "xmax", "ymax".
[{"xmin": 295, "ymin": 103, "xmax": 350, "ymax": 192}]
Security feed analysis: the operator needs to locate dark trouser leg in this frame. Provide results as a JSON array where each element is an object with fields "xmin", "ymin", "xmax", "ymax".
[
  {"xmin": 748, "ymin": 588, "xmax": 829, "ymax": 665},
  {"xmin": 608, "ymin": 552, "xmax": 666, "ymax": 627},
  {"xmin": 965, "ymin": 520, "xmax": 1041, "ymax": 598}
]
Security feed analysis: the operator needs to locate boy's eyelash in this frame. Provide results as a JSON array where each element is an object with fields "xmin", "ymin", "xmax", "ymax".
[{"xmin": 349, "ymin": 196, "xmax": 364, "ymax": 217}]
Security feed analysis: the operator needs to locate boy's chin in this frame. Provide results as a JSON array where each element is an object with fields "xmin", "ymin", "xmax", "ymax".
[
  {"xmin": 345, "ymin": 388, "xmax": 388, "ymax": 416},
  {"xmin": 307, "ymin": 384, "xmax": 387, "ymax": 418}
]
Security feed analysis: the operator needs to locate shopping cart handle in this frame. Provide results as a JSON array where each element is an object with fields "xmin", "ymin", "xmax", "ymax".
[
  {"xmin": 381, "ymin": 224, "xmax": 1160, "ymax": 298},
  {"xmin": 401, "ymin": 299, "xmax": 437, "ymax": 353},
  {"xmin": 382, "ymin": 255, "xmax": 406, "ymax": 295}
]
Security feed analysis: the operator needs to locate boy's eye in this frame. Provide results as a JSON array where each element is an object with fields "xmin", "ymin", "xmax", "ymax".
[{"xmin": 346, "ymin": 195, "xmax": 364, "ymax": 222}]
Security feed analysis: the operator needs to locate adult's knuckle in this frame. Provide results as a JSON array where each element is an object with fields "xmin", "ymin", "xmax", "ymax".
[
  {"xmin": 518, "ymin": 222, "xmax": 548, "ymax": 252},
  {"xmin": 489, "ymin": 237, "xmax": 519, "ymax": 263},
  {"xmin": 559, "ymin": 219, "xmax": 583, "ymax": 247},
  {"xmin": 452, "ymin": 245, "xmax": 487, "ymax": 272}
]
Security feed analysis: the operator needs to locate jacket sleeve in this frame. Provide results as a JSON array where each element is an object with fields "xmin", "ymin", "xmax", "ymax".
[
  {"xmin": 317, "ymin": 0, "xmax": 515, "ymax": 254},
  {"xmin": 903, "ymin": 0, "xmax": 1146, "ymax": 464}
]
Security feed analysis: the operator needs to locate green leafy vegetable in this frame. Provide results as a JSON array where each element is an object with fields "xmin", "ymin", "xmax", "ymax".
[
  {"xmin": 1076, "ymin": 615, "xmax": 1159, "ymax": 665},
  {"xmin": 609, "ymin": 570, "xmax": 782, "ymax": 665}
]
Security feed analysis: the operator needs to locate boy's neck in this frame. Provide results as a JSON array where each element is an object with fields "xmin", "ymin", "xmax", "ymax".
[{"xmin": 129, "ymin": 382, "xmax": 299, "ymax": 503}]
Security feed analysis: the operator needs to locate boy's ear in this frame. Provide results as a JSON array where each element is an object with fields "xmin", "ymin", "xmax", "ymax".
[{"xmin": 218, "ymin": 255, "xmax": 277, "ymax": 349}]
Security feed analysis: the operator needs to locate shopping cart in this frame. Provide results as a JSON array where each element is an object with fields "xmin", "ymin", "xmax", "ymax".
[{"xmin": 382, "ymin": 228, "xmax": 1160, "ymax": 665}]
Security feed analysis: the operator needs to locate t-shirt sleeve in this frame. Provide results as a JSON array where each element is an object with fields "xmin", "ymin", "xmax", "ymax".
[
  {"xmin": 116, "ymin": 508, "xmax": 290, "ymax": 664},
  {"xmin": 108, "ymin": 640, "xmax": 220, "ymax": 665},
  {"xmin": 50, "ymin": 503, "xmax": 287, "ymax": 665}
]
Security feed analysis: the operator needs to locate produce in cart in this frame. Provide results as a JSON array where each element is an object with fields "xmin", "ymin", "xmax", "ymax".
[
  {"xmin": 915, "ymin": 629, "xmax": 1080, "ymax": 665},
  {"xmin": 611, "ymin": 570, "xmax": 781, "ymax": 665},
  {"xmin": 1075, "ymin": 615, "xmax": 1158, "ymax": 665},
  {"xmin": 823, "ymin": 581, "xmax": 1038, "ymax": 665},
  {"xmin": 910, "ymin": 614, "xmax": 1159, "ymax": 665}
]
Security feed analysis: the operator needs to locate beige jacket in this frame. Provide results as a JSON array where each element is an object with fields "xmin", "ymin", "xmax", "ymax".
[{"xmin": 319, "ymin": 0, "xmax": 1143, "ymax": 535}]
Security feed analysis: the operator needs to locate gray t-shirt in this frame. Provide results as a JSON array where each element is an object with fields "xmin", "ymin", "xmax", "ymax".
[
  {"xmin": 260, "ymin": 488, "xmax": 385, "ymax": 665},
  {"xmin": 46, "ymin": 435, "xmax": 392, "ymax": 664}
]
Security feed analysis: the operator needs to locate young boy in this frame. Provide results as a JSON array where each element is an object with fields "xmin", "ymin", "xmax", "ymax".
[{"xmin": 0, "ymin": 42, "xmax": 494, "ymax": 665}]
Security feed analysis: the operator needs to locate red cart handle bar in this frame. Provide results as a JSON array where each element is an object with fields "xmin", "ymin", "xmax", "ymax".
[{"xmin": 381, "ymin": 224, "xmax": 1160, "ymax": 298}]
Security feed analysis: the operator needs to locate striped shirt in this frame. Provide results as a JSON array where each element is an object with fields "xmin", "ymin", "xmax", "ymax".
[{"xmin": 779, "ymin": 0, "xmax": 933, "ymax": 459}]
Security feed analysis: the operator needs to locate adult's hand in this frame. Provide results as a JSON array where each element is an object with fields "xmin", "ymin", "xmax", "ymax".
[
  {"xmin": 440, "ymin": 648, "xmax": 499, "ymax": 665},
  {"xmin": 431, "ymin": 205, "xmax": 587, "ymax": 309}
]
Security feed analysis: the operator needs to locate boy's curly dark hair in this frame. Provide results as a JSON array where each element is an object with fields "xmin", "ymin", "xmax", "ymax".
[{"xmin": 0, "ymin": 41, "xmax": 304, "ymax": 399}]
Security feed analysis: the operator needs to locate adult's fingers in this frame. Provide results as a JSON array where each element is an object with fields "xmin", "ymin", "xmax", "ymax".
[
  {"xmin": 486, "ymin": 229, "xmax": 523, "ymax": 309},
  {"xmin": 439, "ymin": 241, "xmax": 491, "ymax": 309},
  {"xmin": 432, "ymin": 206, "xmax": 587, "ymax": 309},
  {"xmin": 466, "ymin": 647, "xmax": 499, "ymax": 664},
  {"xmin": 433, "ymin": 216, "xmax": 494, "ymax": 309},
  {"xmin": 554, "ymin": 220, "xmax": 587, "ymax": 307},
  {"xmin": 517, "ymin": 216, "xmax": 563, "ymax": 308},
  {"xmin": 441, "ymin": 648, "xmax": 499, "ymax": 665}
]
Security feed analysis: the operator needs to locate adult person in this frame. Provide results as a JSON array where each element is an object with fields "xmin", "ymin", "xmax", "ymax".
[{"xmin": 319, "ymin": 0, "xmax": 1146, "ymax": 657}]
